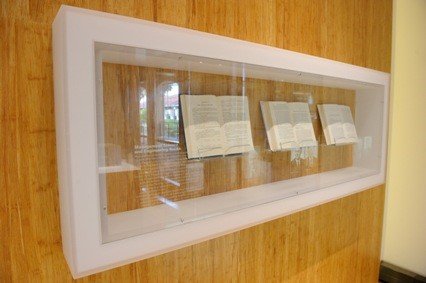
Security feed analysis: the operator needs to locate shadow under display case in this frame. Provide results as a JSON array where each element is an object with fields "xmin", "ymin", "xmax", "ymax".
[{"xmin": 53, "ymin": 6, "xmax": 389, "ymax": 278}]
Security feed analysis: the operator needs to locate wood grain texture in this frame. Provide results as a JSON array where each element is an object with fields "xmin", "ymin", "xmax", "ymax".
[{"xmin": 0, "ymin": 0, "xmax": 391, "ymax": 281}]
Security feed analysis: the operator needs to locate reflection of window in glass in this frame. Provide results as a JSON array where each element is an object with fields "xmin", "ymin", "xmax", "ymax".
[
  {"xmin": 162, "ymin": 82, "xmax": 179, "ymax": 143},
  {"xmin": 139, "ymin": 86, "xmax": 148, "ymax": 144}
]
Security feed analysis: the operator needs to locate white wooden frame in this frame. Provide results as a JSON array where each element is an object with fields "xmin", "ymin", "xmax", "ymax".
[{"xmin": 53, "ymin": 5, "xmax": 389, "ymax": 278}]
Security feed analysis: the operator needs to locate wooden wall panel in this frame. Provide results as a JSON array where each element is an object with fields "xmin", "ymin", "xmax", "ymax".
[{"xmin": 0, "ymin": 0, "xmax": 392, "ymax": 281}]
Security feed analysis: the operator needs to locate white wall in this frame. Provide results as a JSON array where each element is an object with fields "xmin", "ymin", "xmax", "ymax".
[{"xmin": 383, "ymin": 0, "xmax": 426, "ymax": 276}]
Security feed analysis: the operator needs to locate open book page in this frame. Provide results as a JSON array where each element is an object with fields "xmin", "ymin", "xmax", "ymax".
[
  {"xmin": 321, "ymin": 104, "xmax": 346, "ymax": 144},
  {"xmin": 290, "ymin": 103, "xmax": 317, "ymax": 147},
  {"xmin": 219, "ymin": 96, "xmax": 254, "ymax": 155},
  {"xmin": 340, "ymin": 105, "xmax": 358, "ymax": 143},
  {"xmin": 260, "ymin": 101, "xmax": 278, "ymax": 151},
  {"xmin": 269, "ymin": 102, "xmax": 298, "ymax": 150},
  {"xmin": 180, "ymin": 95, "xmax": 224, "ymax": 159}
]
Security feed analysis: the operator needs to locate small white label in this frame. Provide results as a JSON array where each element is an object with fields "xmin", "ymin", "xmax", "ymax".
[{"xmin": 364, "ymin": 136, "xmax": 373, "ymax": 149}]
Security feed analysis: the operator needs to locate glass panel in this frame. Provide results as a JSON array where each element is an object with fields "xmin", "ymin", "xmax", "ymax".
[{"xmin": 95, "ymin": 43, "xmax": 384, "ymax": 242}]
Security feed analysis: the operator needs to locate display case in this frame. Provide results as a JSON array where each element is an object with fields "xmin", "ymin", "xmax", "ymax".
[{"xmin": 53, "ymin": 6, "xmax": 389, "ymax": 278}]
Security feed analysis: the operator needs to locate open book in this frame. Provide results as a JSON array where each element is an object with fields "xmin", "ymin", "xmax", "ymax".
[
  {"xmin": 260, "ymin": 101, "xmax": 317, "ymax": 151},
  {"xmin": 180, "ymin": 95, "xmax": 254, "ymax": 159},
  {"xmin": 317, "ymin": 104, "xmax": 358, "ymax": 145}
]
